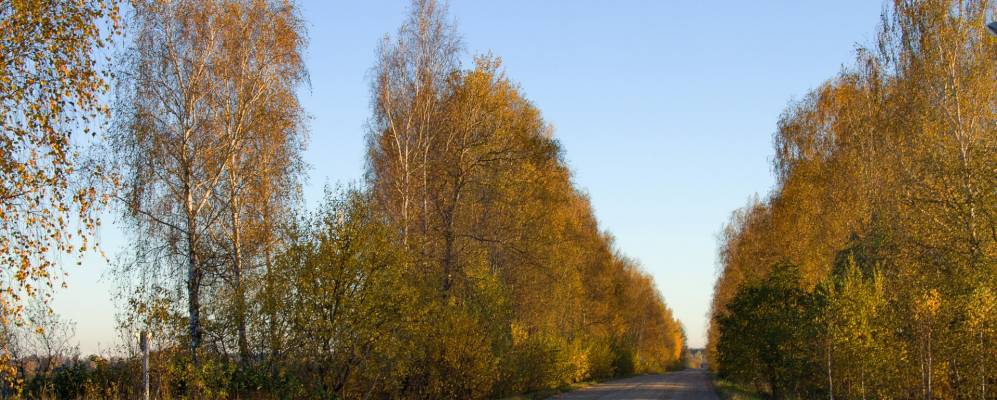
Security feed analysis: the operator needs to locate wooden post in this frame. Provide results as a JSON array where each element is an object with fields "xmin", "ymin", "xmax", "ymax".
[{"xmin": 140, "ymin": 330, "xmax": 150, "ymax": 400}]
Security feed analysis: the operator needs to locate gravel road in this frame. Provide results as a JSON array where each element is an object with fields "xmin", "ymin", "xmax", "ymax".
[{"xmin": 551, "ymin": 369, "xmax": 719, "ymax": 400}]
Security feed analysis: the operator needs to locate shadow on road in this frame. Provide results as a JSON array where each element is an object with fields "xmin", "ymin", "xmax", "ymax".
[{"xmin": 551, "ymin": 369, "xmax": 719, "ymax": 400}]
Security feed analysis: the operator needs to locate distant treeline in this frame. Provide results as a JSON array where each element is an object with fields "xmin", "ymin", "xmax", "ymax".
[
  {"xmin": 0, "ymin": 0, "xmax": 684, "ymax": 399},
  {"xmin": 708, "ymin": 1, "xmax": 995, "ymax": 399}
]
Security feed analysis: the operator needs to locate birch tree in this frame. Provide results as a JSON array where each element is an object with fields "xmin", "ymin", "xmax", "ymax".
[
  {"xmin": 367, "ymin": 0, "xmax": 462, "ymax": 248},
  {"xmin": 206, "ymin": 0, "xmax": 306, "ymax": 365},
  {"xmin": 112, "ymin": 0, "xmax": 307, "ymax": 386}
]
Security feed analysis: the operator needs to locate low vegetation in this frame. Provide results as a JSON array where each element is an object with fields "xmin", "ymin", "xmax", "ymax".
[{"xmin": 712, "ymin": 377, "xmax": 764, "ymax": 400}]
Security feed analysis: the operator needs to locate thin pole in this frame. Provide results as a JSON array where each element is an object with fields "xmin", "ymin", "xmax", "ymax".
[{"xmin": 141, "ymin": 330, "xmax": 150, "ymax": 400}]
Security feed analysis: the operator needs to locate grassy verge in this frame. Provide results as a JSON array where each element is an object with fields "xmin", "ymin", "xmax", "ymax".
[{"xmin": 711, "ymin": 375, "xmax": 765, "ymax": 400}]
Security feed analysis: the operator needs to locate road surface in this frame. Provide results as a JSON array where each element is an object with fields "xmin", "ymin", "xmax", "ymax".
[{"xmin": 552, "ymin": 369, "xmax": 719, "ymax": 400}]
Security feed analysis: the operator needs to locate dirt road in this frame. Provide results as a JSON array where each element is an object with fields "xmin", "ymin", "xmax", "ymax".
[{"xmin": 551, "ymin": 369, "xmax": 719, "ymax": 400}]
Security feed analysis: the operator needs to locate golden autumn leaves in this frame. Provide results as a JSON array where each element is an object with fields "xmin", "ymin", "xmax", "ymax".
[
  {"xmin": 0, "ymin": 0, "xmax": 118, "ymax": 324},
  {"xmin": 3, "ymin": 0, "xmax": 686, "ymax": 398},
  {"xmin": 0, "ymin": 0, "xmax": 120, "ymax": 389},
  {"xmin": 708, "ymin": 1, "xmax": 996, "ymax": 398}
]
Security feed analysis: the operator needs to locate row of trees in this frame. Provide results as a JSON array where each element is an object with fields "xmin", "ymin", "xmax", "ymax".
[
  {"xmin": 2, "ymin": 0, "xmax": 685, "ymax": 398},
  {"xmin": 708, "ymin": 1, "xmax": 995, "ymax": 399}
]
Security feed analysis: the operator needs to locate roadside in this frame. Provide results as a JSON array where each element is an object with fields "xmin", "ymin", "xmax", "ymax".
[
  {"xmin": 500, "ymin": 380, "xmax": 600, "ymax": 400},
  {"xmin": 711, "ymin": 375, "xmax": 764, "ymax": 400}
]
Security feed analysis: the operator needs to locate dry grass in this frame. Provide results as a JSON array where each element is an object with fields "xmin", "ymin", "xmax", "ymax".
[{"xmin": 712, "ymin": 376, "xmax": 765, "ymax": 400}]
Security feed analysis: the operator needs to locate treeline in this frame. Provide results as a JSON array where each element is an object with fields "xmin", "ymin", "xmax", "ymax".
[
  {"xmin": 708, "ymin": 1, "xmax": 995, "ymax": 399},
  {"xmin": 1, "ymin": 0, "xmax": 685, "ymax": 399}
]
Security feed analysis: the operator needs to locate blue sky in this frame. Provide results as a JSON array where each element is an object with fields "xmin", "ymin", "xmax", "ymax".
[{"xmin": 56, "ymin": 1, "xmax": 885, "ymax": 353}]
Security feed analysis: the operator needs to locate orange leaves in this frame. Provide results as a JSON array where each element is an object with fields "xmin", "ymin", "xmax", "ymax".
[
  {"xmin": 359, "ymin": 3, "xmax": 684, "ymax": 393},
  {"xmin": 710, "ymin": 1, "xmax": 995, "ymax": 396},
  {"xmin": 0, "ymin": 0, "xmax": 118, "ymax": 381},
  {"xmin": 15, "ymin": 259, "xmax": 29, "ymax": 283}
]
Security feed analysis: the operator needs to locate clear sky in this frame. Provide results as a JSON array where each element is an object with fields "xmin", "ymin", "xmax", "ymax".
[{"xmin": 55, "ymin": 1, "xmax": 885, "ymax": 353}]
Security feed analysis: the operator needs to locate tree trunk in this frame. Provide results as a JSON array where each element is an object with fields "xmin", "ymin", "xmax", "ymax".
[
  {"xmin": 230, "ymin": 155, "xmax": 249, "ymax": 365},
  {"xmin": 187, "ymin": 231, "xmax": 202, "ymax": 394},
  {"xmin": 442, "ymin": 215, "xmax": 454, "ymax": 294},
  {"xmin": 861, "ymin": 366, "xmax": 867, "ymax": 400},
  {"xmin": 265, "ymin": 244, "xmax": 279, "ymax": 385},
  {"xmin": 185, "ymin": 176, "xmax": 202, "ymax": 399},
  {"xmin": 827, "ymin": 339, "xmax": 834, "ymax": 400},
  {"xmin": 768, "ymin": 362, "xmax": 781, "ymax": 400},
  {"xmin": 927, "ymin": 330, "xmax": 932, "ymax": 400}
]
